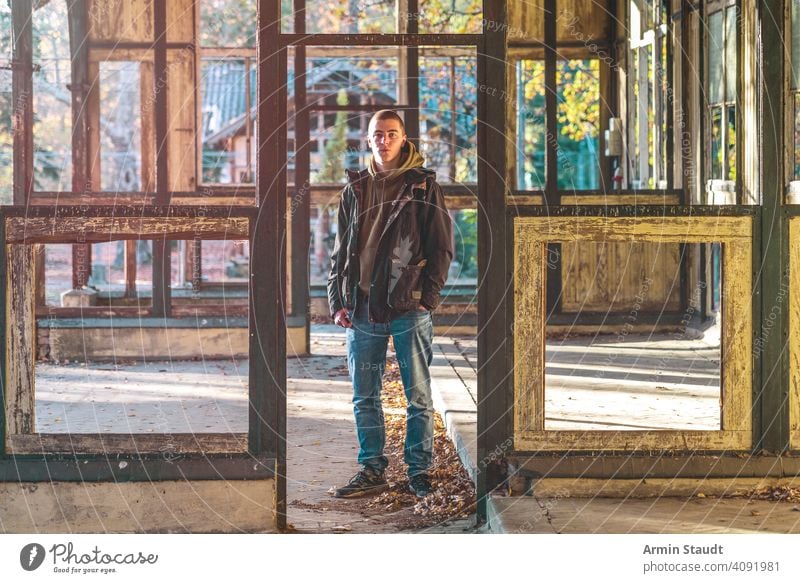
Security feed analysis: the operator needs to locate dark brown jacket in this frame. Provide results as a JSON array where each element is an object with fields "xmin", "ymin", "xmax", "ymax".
[{"xmin": 327, "ymin": 166, "xmax": 453, "ymax": 323}]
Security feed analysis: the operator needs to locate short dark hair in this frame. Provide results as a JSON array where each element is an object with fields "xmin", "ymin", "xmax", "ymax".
[{"xmin": 368, "ymin": 109, "xmax": 406, "ymax": 133}]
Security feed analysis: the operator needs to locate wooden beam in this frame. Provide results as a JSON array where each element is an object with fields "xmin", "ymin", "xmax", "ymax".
[
  {"xmin": 11, "ymin": 0, "xmax": 33, "ymax": 205},
  {"xmin": 291, "ymin": 0, "xmax": 310, "ymax": 352},
  {"xmin": 6, "ymin": 216, "xmax": 250, "ymax": 244},
  {"xmin": 544, "ymin": 0, "xmax": 558, "ymax": 204},
  {"xmin": 256, "ymin": 0, "xmax": 287, "ymax": 530},
  {"xmin": 476, "ymin": 0, "xmax": 508, "ymax": 523},
  {"xmin": 760, "ymin": 0, "xmax": 789, "ymax": 452},
  {"xmin": 152, "ymin": 0, "xmax": 171, "ymax": 317},
  {"xmin": 67, "ymin": 1, "xmax": 93, "ymax": 292},
  {"xmin": 278, "ymin": 33, "xmax": 482, "ymax": 46},
  {"xmin": 4, "ymin": 245, "xmax": 36, "ymax": 436},
  {"xmin": 7, "ymin": 433, "xmax": 247, "ymax": 455}
]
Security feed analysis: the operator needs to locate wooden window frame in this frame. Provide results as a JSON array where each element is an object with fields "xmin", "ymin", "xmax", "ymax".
[{"xmin": 512, "ymin": 211, "xmax": 754, "ymax": 452}]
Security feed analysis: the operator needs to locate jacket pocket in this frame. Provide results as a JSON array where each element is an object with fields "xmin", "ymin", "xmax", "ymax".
[{"xmin": 388, "ymin": 259, "xmax": 426, "ymax": 311}]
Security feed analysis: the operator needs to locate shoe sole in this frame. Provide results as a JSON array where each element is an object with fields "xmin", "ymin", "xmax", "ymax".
[{"xmin": 333, "ymin": 483, "xmax": 389, "ymax": 499}]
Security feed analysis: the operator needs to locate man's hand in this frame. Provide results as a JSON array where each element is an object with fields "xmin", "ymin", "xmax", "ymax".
[
  {"xmin": 417, "ymin": 303, "xmax": 428, "ymax": 312},
  {"xmin": 334, "ymin": 308, "xmax": 352, "ymax": 328}
]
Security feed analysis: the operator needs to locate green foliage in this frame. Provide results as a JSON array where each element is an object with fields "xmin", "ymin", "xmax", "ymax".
[
  {"xmin": 316, "ymin": 89, "xmax": 349, "ymax": 183},
  {"xmin": 454, "ymin": 209, "xmax": 477, "ymax": 278}
]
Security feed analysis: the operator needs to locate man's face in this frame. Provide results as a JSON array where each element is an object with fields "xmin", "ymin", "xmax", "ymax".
[{"xmin": 367, "ymin": 118, "xmax": 406, "ymax": 170}]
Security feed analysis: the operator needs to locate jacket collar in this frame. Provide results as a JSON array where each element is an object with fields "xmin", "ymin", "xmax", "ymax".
[{"xmin": 345, "ymin": 166, "xmax": 434, "ymax": 187}]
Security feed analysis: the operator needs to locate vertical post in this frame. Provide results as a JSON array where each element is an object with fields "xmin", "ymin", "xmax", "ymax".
[
  {"xmin": 291, "ymin": 0, "xmax": 311, "ymax": 354},
  {"xmin": 153, "ymin": 0, "xmax": 171, "ymax": 316},
  {"xmin": 11, "ymin": 0, "xmax": 33, "ymax": 205},
  {"xmin": 543, "ymin": 0, "xmax": 562, "ymax": 317},
  {"xmin": 125, "ymin": 240, "xmax": 137, "ymax": 298},
  {"xmin": 68, "ymin": 0, "xmax": 89, "ymax": 196},
  {"xmin": 404, "ymin": 0, "xmax": 421, "ymax": 143},
  {"xmin": 449, "ymin": 56, "xmax": 457, "ymax": 181},
  {"xmin": 759, "ymin": 0, "xmax": 788, "ymax": 452},
  {"xmin": 67, "ymin": 0, "xmax": 92, "ymax": 292},
  {"xmin": 254, "ymin": 0, "xmax": 287, "ymax": 529},
  {"xmin": 477, "ymin": 0, "xmax": 508, "ymax": 524},
  {"xmin": 544, "ymin": 0, "xmax": 558, "ymax": 203}
]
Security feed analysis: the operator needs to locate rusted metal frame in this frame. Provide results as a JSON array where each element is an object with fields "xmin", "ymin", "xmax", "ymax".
[
  {"xmin": 0, "ymin": 454, "xmax": 275, "ymax": 482},
  {"xmin": 255, "ymin": 0, "xmax": 287, "ymax": 528},
  {"xmin": 476, "ymin": 0, "xmax": 507, "ymax": 524},
  {"xmin": 152, "ymin": 0, "xmax": 171, "ymax": 319},
  {"xmin": 11, "ymin": 0, "xmax": 33, "ymax": 205},
  {"xmin": 404, "ymin": 0, "xmax": 421, "ymax": 146},
  {"xmin": 759, "ymin": 0, "xmax": 789, "ymax": 452},
  {"xmin": 291, "ymin": 0, "xmax": 310, "ymax": 350},
  {"xmin": 280, "ymin": 33, "xmax": 482, "ymax": 46}
]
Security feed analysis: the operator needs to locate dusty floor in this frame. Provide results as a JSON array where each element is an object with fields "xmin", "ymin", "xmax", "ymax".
[{"xmin": 31, "ymin": 327, "xmax": 727, "ymax": 533}]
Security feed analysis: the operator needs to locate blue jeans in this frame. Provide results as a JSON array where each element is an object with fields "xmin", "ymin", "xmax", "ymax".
[{"xmin": 345, "ymin": 301, "xmax": 434, "ymax": 477}]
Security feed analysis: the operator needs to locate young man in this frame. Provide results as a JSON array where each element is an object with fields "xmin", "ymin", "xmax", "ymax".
[{"xmin": 327, "ymin": 110, "xmax": 453, "ymax": 498}]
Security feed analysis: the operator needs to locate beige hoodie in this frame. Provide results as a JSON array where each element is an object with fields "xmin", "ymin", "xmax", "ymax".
[{"xmin": 357, "ymin": 142, "xmax": 425, "ymax": 296}]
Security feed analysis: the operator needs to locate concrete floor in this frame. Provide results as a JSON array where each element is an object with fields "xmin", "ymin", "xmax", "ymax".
[{"xmin": 34, "ymin": 325, "xmax": 798, "ymax": 534}]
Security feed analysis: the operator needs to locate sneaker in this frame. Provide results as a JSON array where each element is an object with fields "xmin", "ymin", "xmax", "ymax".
[
  {"xmin": 408, "ymin": 473, "xmax": 432, "ymax": 498},
  {"xmin": 333, "ymin": 467, "xmax": 388, "ymax": 498}
]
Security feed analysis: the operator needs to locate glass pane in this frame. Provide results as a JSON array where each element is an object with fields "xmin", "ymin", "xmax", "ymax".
[
  {"xmin": 793, "ymin": 0, "xmax": 800, "ymax": 88},
  {"xmin": 44, "ymin": 245, "xmax": 73, "ymax": 306},
  {"xmin": 311, "ymin": 110, "xmax": 370, "ymax": 184},
  {"xmin": 304, "ymin": 52, "xmax": 399, "ymax": 184},
  {"xmin": 32, "ymin": 0, "xmax": 72, "ymax": 192},
  {"xmin": 201, "ymin": 240, "xmax": 250, "ymax": 284},
  {"xmin": 710, "ymin": 106, "xmax": 722, "ymax": 179},
  {"xmin": 419, "ymin": 53, "xmax": 477, "ymax": 184},
  {"xmin": 304, "ymin": 0, "xmax": 396, "ymax": 34},
  {"xmin": 89, "ymin": 242, "xmax": 128, "ymax": 294},
  {"xmin": 99, "ymin": 62, "xmax": 142, "ymax": 191},
  {"xmin": 0, "ymin": 3, "xmax": 11, "ymax": 202},
  {"xmin": 516, "ymin": 60, "xmax": 546, "ymax": 190},
  {"xmin": 418, "ymin": 0, "xmax": 483, "ymax": 34},
  {"xmin": 451, "ymin": 209, "xmax": 477, "ymax": 285},
  {"xmin": 725, "ymin": 7, "xmax": 737, "ymax": 102},
  {"xmin": 201, "ymin": 58, "xmax": 257, "ymax": 184},
  {"xmin": 708, "ymin": 11, "xmax": 723, "ymax": 105},
  {"xmin": 557, "ymin": 59, "xmax": 600, "ymax": 190},
  {"xmin": 545, "ymin": 242, "xmax": 721, "ymax": 431},
  {"xmin": 200, "ymin": 0, "xmax": 257, "ymax": 47},
  {"xmin": 726, "ymin": 105, "xmax": 736, "ymax": 181}
]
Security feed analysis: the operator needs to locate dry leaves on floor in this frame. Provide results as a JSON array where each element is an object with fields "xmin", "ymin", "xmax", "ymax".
[{"xmin": 363, "ymin": 358, "xmax": 476, "ymax": 526}]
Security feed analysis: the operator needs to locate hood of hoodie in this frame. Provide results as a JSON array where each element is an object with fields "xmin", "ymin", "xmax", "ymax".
[{"xmin": 367, "ymin": 140, "xmax": 425, "ymax": 182}]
